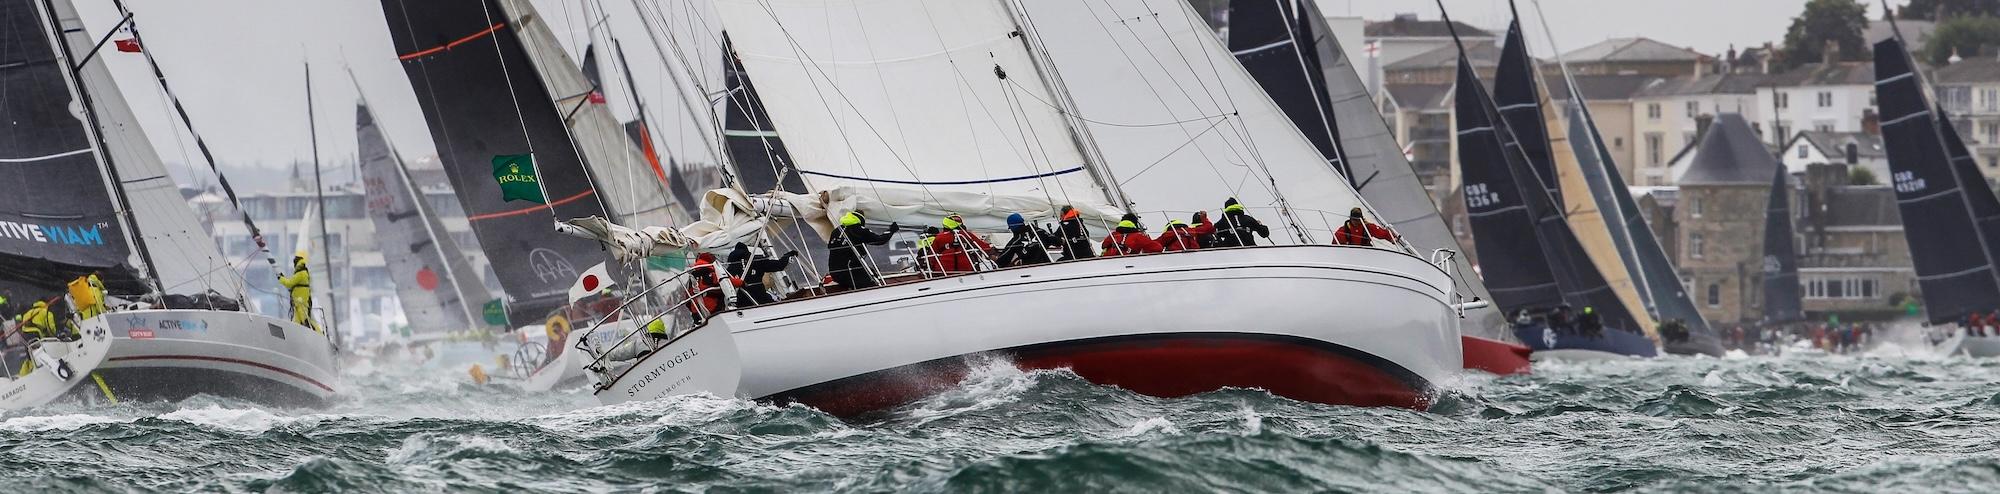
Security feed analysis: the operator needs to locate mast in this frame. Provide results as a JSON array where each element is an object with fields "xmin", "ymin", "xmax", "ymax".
[
  {"xmin": 623, "ymin": 0, "xmax": 739, "ymax": 182},
  {"xmin": 33, "ymin": 0, "xmax": 162, "ymax": 296},
  {"xmin": 306, "ymin": 60, "xmax": 338, "ymax": 339},
  {"xmin": 999, "ymin": 0, "xmax": 1130, "ymax": 211}
]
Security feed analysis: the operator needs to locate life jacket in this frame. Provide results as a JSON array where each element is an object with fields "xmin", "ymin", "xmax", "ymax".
[{"xmin": 686, "ymin": 260, "xmax": 723, "ymax": 316}]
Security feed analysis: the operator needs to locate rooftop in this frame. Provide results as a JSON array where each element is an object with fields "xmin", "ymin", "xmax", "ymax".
[
  {"xmin": 1680, "ymin": 114, "xmax": 1782, "ymax": 186},
  {"xmin": 1764, "ymin": 62, "xmax": 1876, "ymax": 87},
  {"xmin": 1364, "ymin": 14, "xmax": 1494, "ymax": 39},
  {"xmin": 1793, "ymin": 131, "xmax": 1886, "ymax": 162},
  {"xmin": 1562, "ymin": 37, "xmax": 1708, "ymax": 64},
  {"xmin": 1385, "ymin": 40, "xmax": 1504, "ymax": 71},
  {"xmin": 1383, "ymin": 83, "xmax": 1454, "ymax": 110},
  {"xmin": 1547, "ymin": 74, "xmax": 1670, "ymax": 102},
  {"xmin": 1935, "ymin": 58, "xmax": 2000, "ymax": 85},
  {"xmin": 1633, "ymin": 73, "xmax": 1770, "ymax": 98}
]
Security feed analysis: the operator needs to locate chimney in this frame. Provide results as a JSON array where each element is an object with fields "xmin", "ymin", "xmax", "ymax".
[
  {"xmin": 1725, "ymin": 45, "xmax": 1737, "ymax": 73},
  {"xmin": 1762, "ymin": 42, "xmax": 1775, "ymax": 74},
  {"xmin": 1822, "ymin": 39, "xmax": 1839, "ymax": 65},
  {"xmin": 1845, "ymin": 142, "xmax": 1859, "ymax": 165},
  {"xmin": 1862, "ymin": 109, "xmax": 1880, "ymax": 136}
]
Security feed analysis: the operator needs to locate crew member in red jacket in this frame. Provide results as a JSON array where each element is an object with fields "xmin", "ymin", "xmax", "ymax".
[
  {"xmin": 1156, "ymin": 219, "xmax": 1202, "ymax": 252},
  {"xmin": 686, "ymin": 252, "xmax": 726, "ymax": 324},
  {"xmin": 932, "ymin": 213, "xmax": 995, "ymax": 273},
  {"xmin": 1332, "ymin": 207, "xmax": 1397, "ymax": 247},
  {"xmin": 1102, "ymin": 214, "xmax": 1164, "ymax": 256}
]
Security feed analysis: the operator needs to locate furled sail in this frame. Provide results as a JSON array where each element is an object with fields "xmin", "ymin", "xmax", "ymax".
[
  {"xmin": 1545, "ymin": 87, "xmax": 1657, "ymax": 336},
  {"xmin": 498, "ymin": 0, "xmax": 683, "ymax": 228},
  {"xmin": 356, "ymin": 103, "xmax": 492, "ymax": 337},
  {"xmin": 1873, "ymin": 36, "xmax": 2000, "ymax": 324},
  {"xmin": 1760, "ymin": 164, "xmax": 1803, "ymax": 325},
  {"xmin": 0, "ymin": 0, "xmax": 139, "ymax": 296},
  {"xmin": 708, "ymin": 0, "xmax": 1122, "ymax": 231},
  {"xmin": 380, "ymin": 0, "xmax": 618, "ymax": 326},
  {"xmin": 1018, "ymin": 0, "xmax": 1368, "ymax": 239}
]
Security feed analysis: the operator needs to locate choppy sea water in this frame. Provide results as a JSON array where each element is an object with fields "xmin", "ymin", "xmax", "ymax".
[{"xmin": 4, "ymin": 343, "xmax": 1999, "ymax": 493}]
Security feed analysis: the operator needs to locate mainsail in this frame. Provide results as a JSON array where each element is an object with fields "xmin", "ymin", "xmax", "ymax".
[
  {"xmin": 1940, "ymin": 106, "xmax": 2000, "ymax": 267},
  {"xmin": 1761, "ymin": 164, "xmax": 1803, "ymax": 325},
  {"xmin": 1491, "ymin": 20, "xmax": 1560, "ymax": 206},
  {"xmin": 1873, "ymin": 36, "xmax": 2000, "ymax": 324},
  {"xmin": 1545, "ymin": 87, "xmax": 1657, "ymax": 336},
  {"xmin": 0, "ymin": 0, "xmax": 139, "ymax": 295},
  {"xmin": 1232, "ymin": 0, "xmax": 1506, "ymax": 334},
  {"xmin": 357, "ymin": 103, "xmax": 491, "ymax": 337},
  {"xmin": 1456, "ymin": 41, "xmax": 1644, "ymax": 333},
  {"xmin": 499, "ymin": 0, "xmax": 682, "ymax": 229},
  {"xmin": 381, "ymin": 0, "xmax": 618, "ymax": 326}
]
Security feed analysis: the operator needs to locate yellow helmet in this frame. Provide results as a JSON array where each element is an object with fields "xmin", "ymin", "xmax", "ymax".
[
  {"xmin": 941, "ymin": 214, "xmax": 963, "ymax": 230},
  {"xmin": 839, "ymin": 212, "xmax": 862, "ymax": 226},
  {"xmin": 1117, "ymin": 220, "xmax": 1137, "ymax": 229}
]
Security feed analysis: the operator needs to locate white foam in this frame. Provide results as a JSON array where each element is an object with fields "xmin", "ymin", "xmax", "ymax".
[
  {"xmin": 158, "ymin": 405, "xmax": 297, "ymax": 433},
  {"xmin": 1121, "ymin": 416, "xmax": 1180, "ymax": 436},
  {"xmin": 0, "ymin": 413, "xmax": 126, "ymax": 432},
  {"xmin": 388, "ymin": 433, "xmax": 519, "ymax": 463},
  {"xmin": 1701, "ymin": 370, "xmax": 1727, "ymax": 387}
]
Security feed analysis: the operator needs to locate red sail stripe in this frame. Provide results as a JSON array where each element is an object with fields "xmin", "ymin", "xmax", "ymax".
[
  {"xmin": 397, "ymin": 22, "xmax": 507, "ymax": 61},
  {"xmin": 466, "ymin": 189, "xmax": 596, "ymax": 221}
]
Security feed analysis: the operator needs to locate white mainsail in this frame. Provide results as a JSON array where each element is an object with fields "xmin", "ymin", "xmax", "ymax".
[
  {"xmin": 357, "ymin": 102, "xmax": 490, "ymax": 338},
  {"xmin": 1016, "ymin": 0, "xmax": 1369, "ymax": 241},
  {"xmin": 498, "ymin": 0, "xmax": 685, "ymax": 229},
  {"xmin": 53, "ymin": 0, "xmax": 241, "ymax": 298},
  {"xmin": 709, "ymin": 0, "xmax": 1123, "ymax": 231}
]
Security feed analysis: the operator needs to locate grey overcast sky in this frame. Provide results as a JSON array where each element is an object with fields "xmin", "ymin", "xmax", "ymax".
[{"xmin": 73, "ymin": 0, "xmax": 1901, "ymax": 186}]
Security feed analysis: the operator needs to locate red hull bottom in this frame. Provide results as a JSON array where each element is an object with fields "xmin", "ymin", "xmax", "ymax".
[
  {"xmin": 766, "ymin": 333, "xmax": 1431, "ymax": 418},
  {"xmin": 1461, "ymin": 335, "xmax": 1532, "ymax": 375}
]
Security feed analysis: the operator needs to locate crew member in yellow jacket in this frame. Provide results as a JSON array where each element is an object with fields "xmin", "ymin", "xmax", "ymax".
[{"xmin": 279, "ymin": 252, "xmax": 320, "ymax": 332}]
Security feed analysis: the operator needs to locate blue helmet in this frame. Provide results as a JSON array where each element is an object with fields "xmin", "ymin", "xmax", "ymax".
[{"xmin": 1006, "ymin": 212, "xmax": 1025, "ymax": 228}]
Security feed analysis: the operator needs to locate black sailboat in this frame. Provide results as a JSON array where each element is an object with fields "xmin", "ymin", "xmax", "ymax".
[
  {"xmin": 380, "ymin": 0, "xmax": 618, "ymax": 327},
  {"xmin": 1448, "ymin": 10, "xmax": 1655, "ymax": 358},
  {"xmin": 1761, "ymin": 164, "xmax": 1803, "ymax": 327},
  {"xmin": 1490, "ymin": 18, "xmax": 1561, "ymax": 205},
  {"xmin": 1873, "ymin": 35, "xmax": 2000, "ymax": 325}
]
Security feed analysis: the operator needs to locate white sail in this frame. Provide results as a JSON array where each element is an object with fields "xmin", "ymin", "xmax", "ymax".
[
  {"xmin": 53, "ymin": 0, "xmax": 240, "ymax": 298},
  {"xmin": 1016, "ymin": 0, "xmax": 1368, "ymax": 241},
  {"xmin": 709, "ymin": 0, "xmax": 1123, "ymax": 230},
  {"xmin": 498, "ymin": 0, "xmax": 684, "ymax": 229}
]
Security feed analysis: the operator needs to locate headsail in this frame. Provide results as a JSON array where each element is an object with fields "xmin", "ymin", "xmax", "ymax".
[
  {"xmin": 1873, "ymin": 36, "xmax": 2000, "ymax": 324},
  {"xmin": 1227, "ymin": 0, "xmax": 1345, "ymax": 180},
  {"xmin": 357, "ymin": 103, "xmax": 492, "ymax": 337},
  {"xmin": 1018, "ymin": 0, "xmax": 1369, "ymax": 239},
  {"xmin": 380, "ymin": 0, "xmax": 618, "ymax": 326},
  {"xmin": 498, "ymin": 0, "xmax": 683, "ymax": 228},
  {"xmin": 708, "ymin": 0, "xmax": 1122, "ymax": 231},
  {"xmin": 1761, "ymin": 164, "xmax": 1803, "ymax": 325}
]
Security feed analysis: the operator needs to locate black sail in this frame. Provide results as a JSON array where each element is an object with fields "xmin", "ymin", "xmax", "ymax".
[
  {"xmin": 1456, "ymin": 56, "xmax": 1562, "ymax": 311},
  {"xmin": 0, "ymin": 0, "xmax": 135, "ymax": 294},
  {"xmin": 722, "ymin": 35, "xmax": 804, "ymax": 197},
  {"xmin": 1940, "ymin": 106, "xmax": 2000, "ymax": 267},
  {"xmin": 1873, "ymin": 37, "xmax": 2000, "ymax": 324},
  {"xmin": 1761, "ymin": 165, "xmax": 1803, "ymax": 324},
  {"xmin": 1227, "ymin": 0, "xmax": 1346, "ymax": 179},
  {"xmin": 1490, "ymin": 20, "xmax": 1559, "ymax": 205},
  {"xmin": 381, "ymin": 0, "xmax": 616, "ymax": 326}
]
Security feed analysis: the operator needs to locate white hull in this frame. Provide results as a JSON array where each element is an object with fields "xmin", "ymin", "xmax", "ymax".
[
  {"xmin": 81, "ymin": 310, "xmax": 338, "ymax": 406},
  {"xmin": 589, "ymin": 323, "xmax": 742, "ymax": 405},
  {"xmin": 711, "ymin": 246, "xmax": 1459, "ymax": 416},
  {"xmin": 0, "ymin": 323, "xmax": 114, "ymax": 409},
  {"xmin": 1960, "ymin": 336, "xmax": 2000, "ymax": 358}
]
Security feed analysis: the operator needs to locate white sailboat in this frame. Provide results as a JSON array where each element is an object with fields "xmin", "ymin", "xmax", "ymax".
[
  {"xmin": 46, "ymin": 0, "xmax": 337, "ymax": 406},
  {"xmin": 575, "ymin": 0, "xmax": 1463, "ymax": 415}
]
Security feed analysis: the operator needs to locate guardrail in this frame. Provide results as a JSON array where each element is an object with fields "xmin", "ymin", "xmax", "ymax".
[{"xmin": 573, "ymin": 267, "xmax": 722, "ymax": 387}]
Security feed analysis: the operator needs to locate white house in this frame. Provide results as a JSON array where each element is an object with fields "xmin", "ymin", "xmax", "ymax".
[
  {"xmin": 1629, "ymin": 73, "xmax": 1767, "ymax": 186},
  {"xmin": 1754, "ymin": 62, "xmax": 1877, "ymax": 137},
  {"xmin": 1780, "ymin": 131, "xmax": 1888, "ymax": 182}
]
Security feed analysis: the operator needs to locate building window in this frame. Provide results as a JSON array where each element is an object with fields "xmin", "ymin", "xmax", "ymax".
[
  {"xmin": 1804, "ymin": 276, "xmax": 1882, "ymax": 300},
  {"xmin": 1690, "ymin": 194, "xmax": 1703, "ymax": 218},
  {"xmin": 1983, "ymin": 121, "xmax": 1999, "ymax": 145},
  {"xmin": 1798, "ymin": 145, "xmax": 1810, "ymax": 159},
  {"xmin": 1648, "ymin": 103, "xmax": 1662, "ymax": 120},
  {"xmin": 1815, "ymin": 120, "xmax": 1835, "ymax": 132},
  {"xmin": 1817, "ymin": 91, "xmax": 1833, "ymax": 108},
  {"xmin": 1707, "ymin": 283, "xmax": 1721, "ymax": 307},
  {"xmin": 1613, "ymin": 137, "xmax": 1624, "ymax": 150},
  {"xmin": 1690, "ymin": 232, "xmax": 1705, "ymax": 258},
  {"xmin": 1646, "ymin": 133, "xmax": 1664, "ymax": 166},
  {"xmin": 1985, "ymin": 88, "xmax": 2000, "ymax": 112},
  {"xmin": 1686, "ymin": 100, "xmax": 1699, "ymax": 118},
  {"xmin": 1777, "ymin": 92, "xmax": 1789, "ymax": 109}
]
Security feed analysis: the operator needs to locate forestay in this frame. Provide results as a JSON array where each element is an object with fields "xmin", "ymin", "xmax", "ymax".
[
  {"xmin": 1019, "ymin": 0, "xmax": 1366, "ymax": 240},
  {"xmin": 709, "ymin": 0, "xmax": 1121, "ymax": 230}
]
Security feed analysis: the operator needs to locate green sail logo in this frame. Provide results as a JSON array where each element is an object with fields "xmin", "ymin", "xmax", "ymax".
[{"xmin": 492, "ymin": 154, "xmax": 546, "ymax": 204}]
